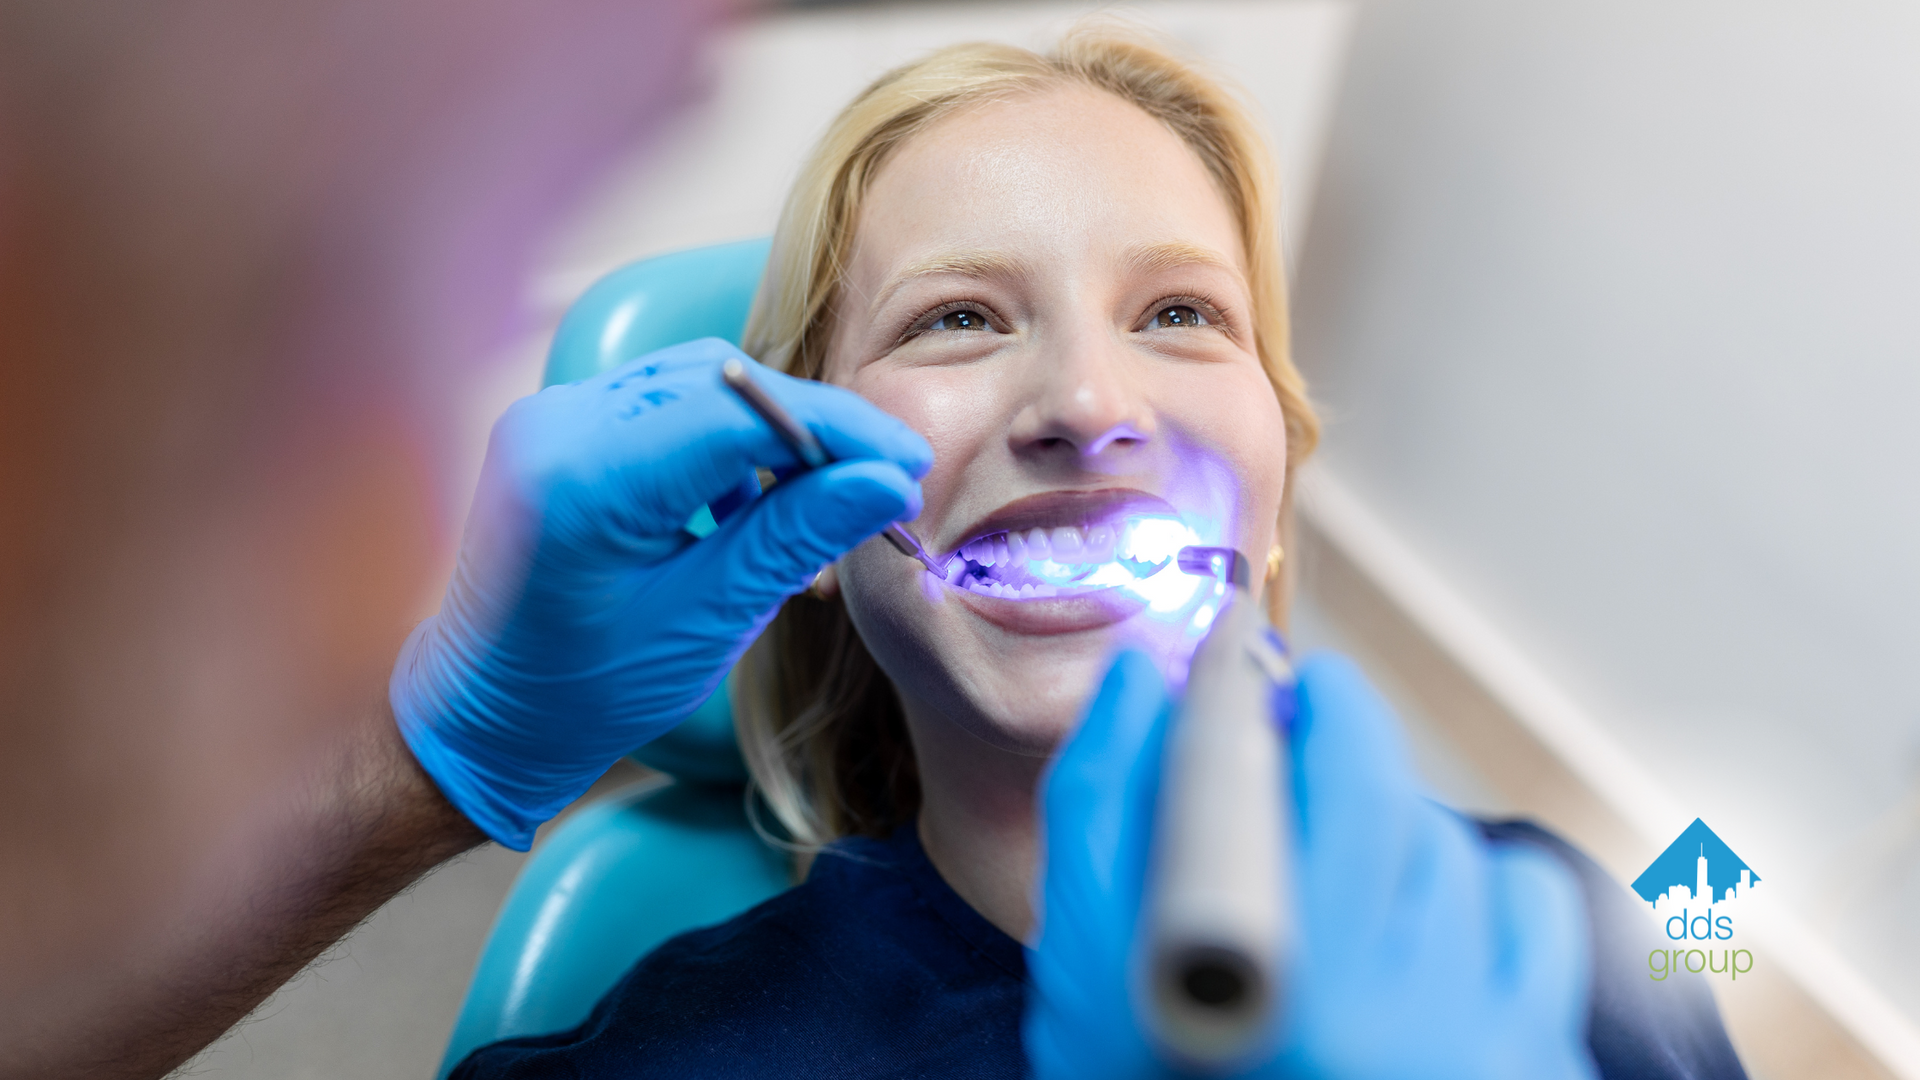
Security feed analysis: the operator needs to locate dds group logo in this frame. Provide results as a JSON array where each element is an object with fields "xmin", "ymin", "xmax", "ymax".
[{"xmin": 1631, "ymin": 819, "xmax": 1760, "ymax": 983}]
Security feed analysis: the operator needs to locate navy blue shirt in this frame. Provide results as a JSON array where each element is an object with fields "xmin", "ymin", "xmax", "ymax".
[{"xmin": 453, "ymin": 820, "xmax": 1745, "ymax": 1079}]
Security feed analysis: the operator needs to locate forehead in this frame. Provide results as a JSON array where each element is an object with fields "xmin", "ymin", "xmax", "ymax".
[{"xmin": 849, "ymin": 83, "xmax": 1245, "ymax": 285}]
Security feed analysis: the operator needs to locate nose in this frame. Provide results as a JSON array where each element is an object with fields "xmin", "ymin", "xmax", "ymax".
[{"xmin": 1009, "ymin": 325, "xmax": 1155, "ymax": 468}]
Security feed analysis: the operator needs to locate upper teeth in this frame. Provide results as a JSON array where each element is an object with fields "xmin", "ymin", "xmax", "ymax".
[{"xmin": 959, "ymin": 524, "xmax": 1119, "ymax": 567}]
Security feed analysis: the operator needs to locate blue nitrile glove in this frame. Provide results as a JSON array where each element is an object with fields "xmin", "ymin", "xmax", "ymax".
[
  {"xmin": 1026, "ymin": 651, "xmax": 1596, "ymax": 1080},
  {"xmin": 390, "ymin": 338, "xmax": 931, "ymax": 849}
]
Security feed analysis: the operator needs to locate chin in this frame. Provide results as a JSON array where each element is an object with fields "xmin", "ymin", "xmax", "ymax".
[
  {"xmin": 844, "ymin": 541, "xmax": 1121, "ymax": 753},
  {"xmin": 952, "ymin": 659, "xmax": 1105, "ymax": 757}
]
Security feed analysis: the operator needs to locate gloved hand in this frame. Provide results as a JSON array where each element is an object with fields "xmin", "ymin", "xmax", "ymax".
[
  {"xmin": 1026, "ymin": 650, "xmax": 1596, "ymax": 1079},
  {"xmin": 390, "ymin": 337, "xmax": 932, "ymax": 849}
]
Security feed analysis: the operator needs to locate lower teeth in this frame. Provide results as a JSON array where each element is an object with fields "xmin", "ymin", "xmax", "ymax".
[
  {"xmin": 960, "ymin": 561, "xmax": 1104, "ymax": 598},
  {"xmin": 964, "ymin": 580, "xmax": 1063, "ymax": 599}
]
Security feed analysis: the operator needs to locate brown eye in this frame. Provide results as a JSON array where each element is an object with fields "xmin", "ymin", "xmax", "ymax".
[
  {"xmin": 929, "ymin": 309, "xmax": 990, "ymax": 331},
  {"xmin": 1149, "ymin": 304, "xmax": 1208, "ymax": 328}
]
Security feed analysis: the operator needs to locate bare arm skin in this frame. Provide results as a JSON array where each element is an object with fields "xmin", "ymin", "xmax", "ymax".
[{"xmin": 5, "ymin": 710, "xmax": 485, "ymax": 1080}]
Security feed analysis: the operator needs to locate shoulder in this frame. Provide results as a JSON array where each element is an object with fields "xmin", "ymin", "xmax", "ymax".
[
  {"xmin": 598, "ymin": 835, "xmax": 963, "ymax": 1015},
  {"xmin": 445, "ymin": 883, "xmax": 839, "ymax": 1079},
  {"xmin": 451, "ymin": 829, "xmax": 1025, "ymax": 1080},
  {"xmin": 1474, "ymin": 818, "xmax": 1749, "ymax": 1080}
]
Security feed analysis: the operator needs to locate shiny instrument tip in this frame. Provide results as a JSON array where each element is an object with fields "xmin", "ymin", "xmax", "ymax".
[
  {"xmin": 1177, "ymin": 546, "xmax": 1252, "ymax": 590},
  {"xmin": 882, "ymin": 523, "xmax": 954, "ymax": 578}
]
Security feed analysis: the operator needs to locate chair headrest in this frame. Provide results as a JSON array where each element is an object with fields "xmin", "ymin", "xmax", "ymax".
[
  {"xmin": 545, "ymin": 238, "xmax": 772, "ymax": 787},
  {"xmin": 545, "ymin": 237, "xmax": 772, "ymax": 387}
]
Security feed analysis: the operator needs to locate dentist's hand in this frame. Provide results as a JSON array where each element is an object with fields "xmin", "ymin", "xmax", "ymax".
[
  {"xmin": 1026, "ymin": 651, "xmax": 1596, "ymax": 1080},
  {"xmin": 390, "ymin": 338, "xmax": 931, "ymax": 849}
]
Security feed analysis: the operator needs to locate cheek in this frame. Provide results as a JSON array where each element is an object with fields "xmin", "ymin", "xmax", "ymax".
[
  {"xmin": 1236, "ymin": 385, "xmax": 1291, "ymax": 509},
  {"xmin": 844, "ymin": 363, "xmax": 1007, "ymax": 510},
  {"xmin": 1162, "ymin": 368, "xmax": 1291, "ymax": 552}
]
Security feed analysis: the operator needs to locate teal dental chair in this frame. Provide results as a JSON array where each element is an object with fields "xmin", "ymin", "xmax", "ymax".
[{"xmin": 436, "ymin": 237, "xmax": 792, "ymax": 1078}]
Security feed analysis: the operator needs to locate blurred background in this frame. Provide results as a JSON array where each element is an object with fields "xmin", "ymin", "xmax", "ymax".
[{"xmin": 175, "ymin": 1, "xmax": 1920, "ymax": 1077}]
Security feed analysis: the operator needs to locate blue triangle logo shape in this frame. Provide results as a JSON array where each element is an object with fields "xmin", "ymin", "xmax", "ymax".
[{"xmin": 1631, "ymin": 818, "xmax": 1759, "ymax": 905}]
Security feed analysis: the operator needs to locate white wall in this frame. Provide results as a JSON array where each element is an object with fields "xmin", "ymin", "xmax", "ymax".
[
  {"xmin": 534, "ymin": 0, "xmax": 1356, "ymax": 309},
  {"xmin": 1294, "ymin": 0, "xmax": 1920, "ymax": 1025}
]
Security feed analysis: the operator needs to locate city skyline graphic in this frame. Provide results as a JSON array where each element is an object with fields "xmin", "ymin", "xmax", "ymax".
[{"xmin": 1633, "ymin": 818, "xmax": 1760, "ymax": 911}]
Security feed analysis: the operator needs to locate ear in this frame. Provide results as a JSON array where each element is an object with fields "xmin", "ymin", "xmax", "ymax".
[{"xmin": 810, "ymin": 563, "xmax": 841, "ymax": 599}]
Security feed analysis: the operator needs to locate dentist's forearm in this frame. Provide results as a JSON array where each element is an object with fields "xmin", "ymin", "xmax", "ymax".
[{"xmin": 6, "ymin": 702, "xmax": 485, "ymax": 1080}]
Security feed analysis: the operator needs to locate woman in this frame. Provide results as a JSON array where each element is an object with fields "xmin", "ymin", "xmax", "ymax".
[
  {"xmin": 448, "ymin": 27, "xmax": 1744, "ymax": 1080},
  {"xmin": 733, "ymin": 26, "xmax": 1307, "ymax": 924}
]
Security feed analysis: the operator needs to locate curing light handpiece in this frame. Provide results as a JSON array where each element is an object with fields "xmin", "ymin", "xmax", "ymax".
[
  {"xmin": 1142, "ymin": 547, "xmax": 1297, "ymax": 1072},
  {"xmin": 720, "ymin": 359, "xmax": 949, "ymax": 576}
]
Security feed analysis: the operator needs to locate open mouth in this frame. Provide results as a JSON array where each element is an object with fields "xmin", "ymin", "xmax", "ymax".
[
  {"xmin": 938, "ymin": 490, "xmax": 1202, "ymax": 602},
  {"xmin": 943, "ymin": 515, "xmax": 1197, "ymax": 598}
]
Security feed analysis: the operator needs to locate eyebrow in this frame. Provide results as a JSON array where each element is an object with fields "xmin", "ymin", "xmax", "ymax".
[
  {"xmin": 870, "ymin": 249, "xmax": 1033, "ymax": 312},
  {"xmin": 1123, "ymin": 240, "xmax": 1246, "ymax": 283}
]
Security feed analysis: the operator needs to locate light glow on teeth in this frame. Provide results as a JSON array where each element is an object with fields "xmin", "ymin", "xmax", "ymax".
[{"xmin": 948, "ymin": 513, "xmax": 1207, "ymax": 613}]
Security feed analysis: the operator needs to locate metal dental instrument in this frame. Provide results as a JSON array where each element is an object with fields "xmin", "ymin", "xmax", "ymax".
[
  {"xmin": 721, "ymin": 358, "xmax": 951, "ymax": 577},
  {"xmin": 1176, "ymin": 545, "xmax": 1252, "ymax": 590},
  {"xmin": 1142, "ymin": 545, "xmax": 1296, "ymax": 1071}
]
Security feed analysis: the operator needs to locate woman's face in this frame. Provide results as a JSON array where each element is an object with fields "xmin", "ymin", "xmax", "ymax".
[{"xmin": 825, "ymin": 84, "xmax": 1289, "ymax": 757}]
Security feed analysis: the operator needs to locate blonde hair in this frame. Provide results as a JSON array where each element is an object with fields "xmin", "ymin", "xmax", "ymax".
[{"xmin": 735, "ymin": 23, "xmax": 1319, "ymax": 848}]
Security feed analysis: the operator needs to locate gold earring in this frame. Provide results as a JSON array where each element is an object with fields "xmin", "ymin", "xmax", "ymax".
[{"xmin": 1265, "ymin": 543, "xmax": 1285, "ymax": 583}]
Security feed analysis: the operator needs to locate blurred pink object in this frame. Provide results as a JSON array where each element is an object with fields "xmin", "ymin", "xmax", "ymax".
[{"xmin": 0, "ymin": 0, "xmax": 730, "ymax": 1074}]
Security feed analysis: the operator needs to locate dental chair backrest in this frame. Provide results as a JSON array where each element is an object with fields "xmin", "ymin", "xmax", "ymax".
[{"xmin": 437, "ymin": 238, "xmax": 791, "ymax": 1078}]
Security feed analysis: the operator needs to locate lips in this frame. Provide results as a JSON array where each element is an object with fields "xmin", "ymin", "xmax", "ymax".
[{"xmin": 950, "ymin": 584, "xmax": 1146, "ymax": 635}]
